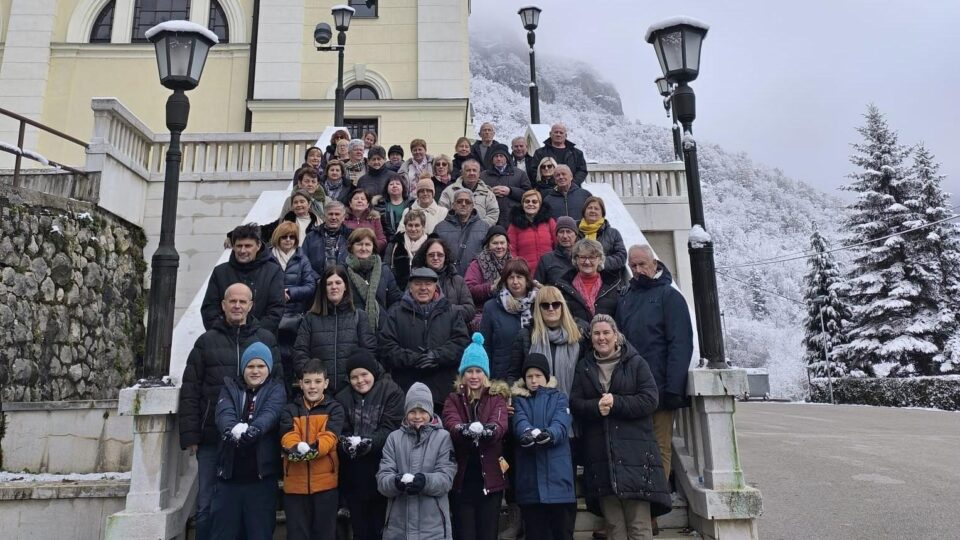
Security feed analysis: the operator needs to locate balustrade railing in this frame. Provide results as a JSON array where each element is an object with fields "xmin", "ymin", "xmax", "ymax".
[{"xmin": 587, "ymin": 162, "xmax": 687, "ymax": 199}]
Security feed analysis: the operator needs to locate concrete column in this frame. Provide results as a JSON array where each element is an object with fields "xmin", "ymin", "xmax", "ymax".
[
  {"xmin": 254, "ymin": 0, "xmax": 304, "ymax": 99},
  {"xmin": 417, "ymin": 0, "xmax": 468, "ymax": 99},
  {"xmin": 688, "ymin": 368, "xmax": 748, "ymax": 490}
]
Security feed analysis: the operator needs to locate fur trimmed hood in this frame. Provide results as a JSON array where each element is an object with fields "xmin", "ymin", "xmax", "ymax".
[
  {"xmin": 451, "ymin": 377, "xmax": 512, "ymax": 399},
  {"xmin": 509, "ymin": 201, "xmax": 553, "ymax": 228},
  {"xmin": 510, "ymin": 376, "xmax": 559, "ymax": 398}
]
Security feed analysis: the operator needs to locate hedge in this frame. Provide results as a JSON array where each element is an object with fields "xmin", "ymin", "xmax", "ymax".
[{"xmin": 809, "ymin": 375, "xmax": 960, "ymax": 411}]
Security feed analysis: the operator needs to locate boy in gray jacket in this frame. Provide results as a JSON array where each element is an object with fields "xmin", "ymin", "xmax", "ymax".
[{"xmin": 377, "ymin": 382, "xmax": 457, "ymax": 540}]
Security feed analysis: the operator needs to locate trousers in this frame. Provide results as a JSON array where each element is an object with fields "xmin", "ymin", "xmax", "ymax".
[{"xmin": 599, "ymin": 496, "xmax": 652, "ymax": 540}]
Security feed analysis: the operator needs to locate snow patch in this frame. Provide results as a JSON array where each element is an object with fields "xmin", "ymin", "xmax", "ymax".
[
  {"xmin": 689, "ymin": 225, "xmax": 711, "ymax": 248},
  {"xmin": 21, "ymin": 149, "xmax": 49, "ymax": 165},
  {"xmin": 50, "ymin": 225, "xmax": 62, "ymax": 235},
  {"xmin": 144, "ymin": 20, "xmax": 219, "ymax": 44},
  {"xmin": 0, "ymin": 471, "xmax": 131, "ymax": 483},
  {"xmin": 645, "ymin": 16, "xmax": 710, "ymax": 42},
  {"xmin": 682, "ymin": 133, "xmax": 696, "ymax": 150},
  {"xmin": 0, "ymin": 141, "xmax": 22, "ymax": 155}
]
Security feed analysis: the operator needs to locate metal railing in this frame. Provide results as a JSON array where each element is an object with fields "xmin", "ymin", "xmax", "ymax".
[{"xmin": 0, "ymin": 106, "xmax": 89, "ymax": 187}]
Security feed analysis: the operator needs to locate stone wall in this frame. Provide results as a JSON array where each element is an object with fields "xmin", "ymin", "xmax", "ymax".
[{"xmin": 0, "ymin": 186, "xmax": 146, "ymax": 401}]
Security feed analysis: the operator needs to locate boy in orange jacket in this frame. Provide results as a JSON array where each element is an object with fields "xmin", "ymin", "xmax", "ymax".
[{"xmin": 279, "ymin": 359, "xmax": 345, "ymax": 540}]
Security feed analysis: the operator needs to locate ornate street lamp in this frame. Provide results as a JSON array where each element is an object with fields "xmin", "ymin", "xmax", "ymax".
[
  {"xmin": 142, "ymin": 21, "xmax": 217, "ymax": 379},
  {"xmin": 316, "ymin": 5, "xmax": 355, "ymax": 127},
  {"xmin": 655, "ymin": 77, "xmax": 682, "ymax": 160},
  {"xmin": 518, "ymin": 6, "xmax": 542, "ymax": 124},
  {"xmin": 646, "ymin": 17, "xmax": 729, "ymax": 369}
]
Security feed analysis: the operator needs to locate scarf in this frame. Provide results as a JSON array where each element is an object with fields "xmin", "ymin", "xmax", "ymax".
[
  {"xmin": 595, "ymin": 342, "xmax": 622, "ymax": 392},
  {"xmin": 475, "ymin": 249, "xmax": 510, "ymax": 284},
  {"xmin": 295, "ymin": 215, "xmax": 311, "ymax": 246},
  {"xmin": 528, "ymin": 326, "xmax": 581, "ymax": 397},
  {"xmin": 572, "ymin": 272, "xmax": 601, "ymax": 317},
  {"xmin": 578, "ymin": 217, "xmax": 605, "ymax": 240},
  {"xmin": 346, "ymin": 253, "xmax": 382, "ymax": 329},
  {"xmin": 272, "ymin": 246, "xmax": 293, "ymax": 271},
  {"xmin": 435, "ymin": 173, "xmax": 451, "ymax": 185},
  {"xmin": 324, "ymin": 179, "xmax": 346, "ymax": 200},
  {"xmin": 345, "ymin": 160, "xmax": 366, "ymax": 183},
  {"xmin": 403, "ymin": 234, "xmax": 428, "ymax": 263},
  {"xmin": 499, "ymin": 287, "xmax": 537, "ymax": 328}
]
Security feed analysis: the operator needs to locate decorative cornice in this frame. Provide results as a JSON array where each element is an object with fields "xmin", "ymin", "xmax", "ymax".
[
  {"xmin": 247, "ymin": 98, "xmax": 468, "ymax": 113},
  {"xmin": 50, "ymin": 43, "xmax": 250, "ymax": 59}
]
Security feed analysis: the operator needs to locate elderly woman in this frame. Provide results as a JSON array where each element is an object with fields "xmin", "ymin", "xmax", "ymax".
[
  {"xmin": 285, "ymin": 190, "xmax": 322, "ymax": 244},
  {"xmin": 344, "ymin": 227, "xmax": 402, "ymax": 330},
  {"xmin": 322, "ymin": 129, "xmax": 350, "ymax": 168},
  {"xmin": 294, "ymin": 265, "xmax": 377, "ymax": 395},
  {"xmin": 431, "ymin": 154, "xmax": 456, "ymax": 199},
  {"xmin": 570, "ymin": 315, "xmax": 671, "ymax": 539},
  {"xmin": 507, "ymin": 189, "xmax": 555, "ymax": 277},
  {"xmin": 335, "ymin": 137, "xmax": 351, "ymax": 163},
  {"xmin": 464, "ymin": 226, "xmax": 511, "ymax": 321},
  {"xmin": 579, "ymin": 196, "xmax": 627, "ymax": 278},
  {"xmin": 379, "ymin": 173, "xmax": 410, "ymax": 239},
  {"xmin": 411, "ymin": 237, "xmax": 476, "ymax": 326},
  {"xmin": 344, "ymin": 188, "xmax": 387, "ymax": 252},
  {"xmin": 322, "ymin": 159, "xmax": 352, "ymax": 205},
  {"xmin": 479, "ymin": 259, "xmax": 537, "ymax": 384},
  {"xmin": 345, "ymin": 139, "xmax": 368, "ymax": 184},
  {"xmin": 451, "ymin": 136, "xmax": 473, "ymax": 181},
  {"xmin": 357, "ymin": 145, "xmax": 390, "ymax": 201},
  {"xmin": 556, "ymin": 239, "xmax": 623, "ymax": 323},
  {"xmin": 399, "ymin": 138, "xmax": 433, "ymax": 193},
  {"xmin": 384, "ymin": 208, "xmax": 427, "ymax": 290},
  {"xmin": 279, "ymin": 166, "xmax": 325, "ymax": 219},
  {"xmin": 401, "ymin": 178, "xmax": 448, "ymax": 234},
  {"xmin": 533, "ymin": 156, "xmax": 558, "ymax": 195}
]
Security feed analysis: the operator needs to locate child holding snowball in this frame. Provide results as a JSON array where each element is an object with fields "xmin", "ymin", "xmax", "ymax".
[
  {"xmin": 211, "ymin": 342, "xmax": 287, "ymax": 540},
  {"xmin": 279, "ymin": 359, "xmax": 345, "ymax": 540}
]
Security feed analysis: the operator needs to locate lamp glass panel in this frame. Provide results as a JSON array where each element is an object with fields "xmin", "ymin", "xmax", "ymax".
[
  {"xmin": 154, "ymin": 35, "xmax": 169, "ymax": 81},
  {"xmin": 662, "ymin": 30, "xmax": 684, "ymax": 73},
  {"xmin": 656, "ymin": 77, "xmax": 670, "ymax": 96},
  {"xmin": 684, "ymin": 30, "xmax": 703, "ymax": 74},
  {"xmin": 167, "ymin": 34, "xmax": 194, "ymax": 77},
  {"xmin": 190, "ymin": 40, "xmax": 210, "ymax": 82},
  {"xmin": 333, "ymin": 8, "xmax": 353, "ymax": 30},
  {"xmin": 653, "ymin": 39, "xmax": 668, "ymax": 78}
]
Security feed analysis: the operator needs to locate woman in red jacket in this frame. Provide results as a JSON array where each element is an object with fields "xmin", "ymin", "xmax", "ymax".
[{"xmin": 507, "ymin": 189, "xmax": 556, "ymax": 277}]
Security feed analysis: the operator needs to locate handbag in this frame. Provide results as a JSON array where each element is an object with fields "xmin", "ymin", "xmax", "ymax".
[{"xmin": 278, "ymin": 313, "xmax": 303, "ymax": 335}]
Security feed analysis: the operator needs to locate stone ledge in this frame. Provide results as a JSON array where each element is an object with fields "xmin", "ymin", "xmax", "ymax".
[
  {"xmin": 0, "ymin": 480, "xmax": 129, "ymax": 500},
  {"xmin": 1, "ymin": 399, "xmax": 119, "ymax": 412},
  {"xmin": 674, "ymin": 451, "xmax": 762, "ymax": 521},
  {"xmin": 688, "ymin": 368, "xmax": 749, "ymax": 398},
  {"xmin": 118, "ymin": 386, "xmax": 180, "ymax": 416}
]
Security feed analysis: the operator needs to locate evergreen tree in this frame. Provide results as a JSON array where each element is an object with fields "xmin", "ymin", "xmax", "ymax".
[
  {"xmin": 748, "ymin": 270, "xmax": 769, "ymax": 319},
  {"xmin": 841, "ymin": 105, "xmax": 940, "ymax": 376},
  {"xmin": 802, "ymin": 227, "xmax": 850, "ymax": 377}
]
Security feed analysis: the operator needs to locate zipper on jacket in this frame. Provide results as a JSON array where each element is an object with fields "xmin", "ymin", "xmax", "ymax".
[{"xmin": 234, "ymin": 325, "xmax": 242, "ymax": 375}]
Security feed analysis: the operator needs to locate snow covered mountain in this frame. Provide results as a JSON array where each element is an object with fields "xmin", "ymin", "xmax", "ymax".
[{"xmin": 469, "ymin": 36, "xmax": 846, "ymax": 397}]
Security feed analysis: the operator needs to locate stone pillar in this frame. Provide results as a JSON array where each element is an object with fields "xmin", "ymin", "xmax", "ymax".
[{"xmin": 689, "ymin": 368, "xmax": 748, "ymax": 490}]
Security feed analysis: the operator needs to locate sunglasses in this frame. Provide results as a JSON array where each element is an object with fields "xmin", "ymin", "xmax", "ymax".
[
  {"xmin": 539, "ymin": 301, "xmax": 562, "ymax": 311},
  {"xmin": 280, "ymin": 235, "xmax": 297, "ymax": 241},
  {"xmin": 540, "ymin": 164, "xmax": 555, "ymax": 170},
  {"xmin": 455, "ymin": 199, "xmax": 473, "ymax": 205}
]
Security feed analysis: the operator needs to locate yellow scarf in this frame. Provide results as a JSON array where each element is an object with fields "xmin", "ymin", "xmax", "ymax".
[{"xmin": 578, "ymin": 217, "xmax": 604, "ymax": 240}]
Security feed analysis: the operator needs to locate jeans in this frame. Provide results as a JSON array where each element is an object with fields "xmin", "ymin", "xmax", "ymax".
[{"xmin": 195, "ymin": 443, "xmax": 219, "ymax": 540}]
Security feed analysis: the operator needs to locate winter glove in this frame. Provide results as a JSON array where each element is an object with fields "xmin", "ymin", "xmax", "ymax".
[
  {"xmin": 338, "ymin": 436, "xmax": 354, "ymax": 455},
  {"xmin": 238, "ymin": 425, "xmax": 262, "ymax": 447},
  {"xmin": 394, "ymin": 474, "xmax": 407, "ymax": 492},
  {"xmin": 662, "ymin": 392, "xmax": 686, "ymax": 410},
  {"xmin": 456, "ymin": 423, "xmax": 478, "ymax": 439},
  {"xmin": 355, "ymin": 438, "xmax": 373, "ymax": 457},
  {"xmin": 404, "ymin": 473, "xmax": 426, "ymax": 495},
  {"xmin": 519, "ymin": 430, "xmax": 537, "ymax": 448},
  {"xmin": 534, "ymin": 429, "xmax": 553, "ymax": 446},
  {"xmin": 479, "ymin": 423, "xmax": 497, "ymax": 439},
  {"xmin": 415, "ymin": 352, "xmax": 439, "ymax": 369}
]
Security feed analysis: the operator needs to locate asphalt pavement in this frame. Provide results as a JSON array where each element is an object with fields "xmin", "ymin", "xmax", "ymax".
[{"xmin": 735, "ymin": 402, "xmax": 960, "ymax": 539}]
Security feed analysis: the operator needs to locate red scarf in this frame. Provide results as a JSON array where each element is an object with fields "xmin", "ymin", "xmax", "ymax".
[{"xmin": 572, "ymin": 272, "xmax": 601, "ymax": 316}]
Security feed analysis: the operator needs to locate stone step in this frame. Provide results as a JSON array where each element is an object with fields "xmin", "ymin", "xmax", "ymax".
[{"xmin": 573, "ymin": 529, "xmax": 701, "ymax": 539}]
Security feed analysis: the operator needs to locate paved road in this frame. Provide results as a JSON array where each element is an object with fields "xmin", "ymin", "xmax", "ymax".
[{"xmin": 736, "ymin": 402, "xmax": 960, "ymax": 539}]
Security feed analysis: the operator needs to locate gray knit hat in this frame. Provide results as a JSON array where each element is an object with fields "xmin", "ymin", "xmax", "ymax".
[
  {"xmin": 556, "ymin": 215, "xmax": 577, "ymax": 234},
  {"xmin": 404, "ymin": 382, "xmax": 434, "ymax": 415}
]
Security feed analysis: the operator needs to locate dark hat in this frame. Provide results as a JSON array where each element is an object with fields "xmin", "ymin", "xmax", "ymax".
[
  {"xmin": 409, "ymin": 267, "xmax": 439, "ymax": 282},
  {"xmin": 346, "ymin": 349, "xmax": 380, "ymax": 378},
  {"xmin": 489, "ymin": 146, "xmax": 510, "ymax": 160},
  {"xmin": 388, "ymin": 144, "xmax": 404, "ymax": 158},
  {"xmin": 555, "ymin": 216, "xmax": 577, "ymax": 234},
  {"xmin": 522, "ymin": 353, "xmax": 551, "ymax": 380},
  {"xmin": 368, "ymin": 145, "xmax": 386, "ymax": 160},
  {"xmin": 483, "ymin": 225, "xmax": 508, "ymax": 247}
]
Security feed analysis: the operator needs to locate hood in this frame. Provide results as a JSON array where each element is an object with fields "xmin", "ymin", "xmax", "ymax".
[
  {"xmin": 630, "ymin": 261, "xmax": 674, "ymax": 290},
  {"xmin": 451, "ymin": 377, "xmax": 511, "ymax": 399},
  {"xmin": 510, "ymin": 376, "xmax": 559, "ymax": 398},
  {"xmin": 509, "ymin": 201, "xmax": 552, "ymax": 227}
]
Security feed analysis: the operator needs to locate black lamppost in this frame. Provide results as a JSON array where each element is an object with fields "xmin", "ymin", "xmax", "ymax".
[
  {"xmin": 646, "ymin": 18, "xmax": 729, "ymax": 369},
  {"xmin": 518, "ymin": 6, "xmax": 542, "ymax": 124},
  {"xmin": 656, "ymin": 76, "xmax": 683, "ymax": 160},
  {"xmin": 143, "ymin": 21, "xmax": 216, "ymax": 379},
  {"xmin": 315, "ymin": 5, "xmax": 355, "ymax": 127}
]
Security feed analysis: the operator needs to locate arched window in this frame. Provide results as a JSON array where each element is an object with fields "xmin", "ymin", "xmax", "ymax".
[
  {"xmin": 345, "ymin": 84, "xmax": 379, "ymax": 100},
  {"xmin": 89, "ymin": 1, "xmax": 116, "ymax": 43},
  {"xmin": 131, "ymin": 0, "xmax": 191, "ymax": 43},
  {"xmin": 208, "ymin": 0, "xmax": 229, "ymax": 43}
]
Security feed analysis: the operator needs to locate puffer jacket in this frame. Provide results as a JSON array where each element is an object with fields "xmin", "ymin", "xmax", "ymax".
[
  {"xmin": 358, "ymin": 166, "xmax": 391, "ymax": 200},
  {"xmin": 556, "ymin": 269, "xmax": 623, "ymax": 323},
  {"xmin": 344, "ymin": 208, "xmax": 387, "ymax": 252},
  {"xmin": 433, "ymin": 211, "xmax": 491, "ymax": 276},
  {"xmin": 178, "ymin": 318, "xmax": 280, "ymax": 448},
  {"xmin": 481, "ymin": 163, "xmax": 531, "ymax": 227},
  {"xmin": 532, "ymin": 139, "xmax": 588, "ymax": 186},
  {"xmin": 480, "ymin": 296, "xmax": 527, "ymax": 383},
  {"xmin": 437, "ymin": 179, "xmax": 500, "ymax": 227},
  {"xmin": 200, "ymin": 249, "xmax": 285, "ymax": 334},
  {"xmin": 507, "ymin": 204, "xmax": 556, "ymax": 277},
  {"xmin": 543, "ymin": 183, "xmax": 592, "ymax": 222},
  {"xmin": 293, "ymin": 304, "xmax": 377, "ymax": 395},
  {"xmin": 436, "ymin": 265, "xmax": 477, "ymax": 326},
  {"xmin": 510, "ymin": 377, "xmax": 575, "ymax": 505},
  {"xmin": 302, "ymin": 224, "xmax": 352, "ymax": 276},
  {"xmin": 441, "ymin": 380, "xmax": 511, "ymax": 494},
  {"xmin": 266, "ymin": 247, "xmax": 317, "ymax": 316},
  {"xmin": 384, "ymin": 232, "xmax": 415, "ymax": 290},
  {"xmin": 279, "ymin": 394, "xmax": 345, "ymax": 494},
  {"xmin": 377, "ymin": 418, "xmax": 456, "ymax": 540},
  {"xmin": 592, "ymin": 221, "xmax": 628, "ymax": 279},
  {"xmin": 334, "ymin": 364, "xmax": 405, "ymax": 500},
  {"xmin": 215, "ymin": 376, "xmax": 286, "ymax": 481},
  {"xmin": 569, "ymin": 341, "xmax": 671, "ymax": 517}
]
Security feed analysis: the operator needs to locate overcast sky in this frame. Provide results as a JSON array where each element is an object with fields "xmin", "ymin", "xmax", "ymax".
[{"xmin": 470, "ymin": 0, "xmax": 960, "ymax": 204}]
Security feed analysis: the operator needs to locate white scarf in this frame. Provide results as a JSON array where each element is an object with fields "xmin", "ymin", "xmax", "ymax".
[
  {"xmin": 272, "ymin": 246, "xmax": 293, "ymax": 271},
  {"xmin": 296, "ymin": 216, "xmax": 311, "ymax": 246},
  {"xmin": 404, "ymin": 233, "xmax": 428, "ymax": 261}
]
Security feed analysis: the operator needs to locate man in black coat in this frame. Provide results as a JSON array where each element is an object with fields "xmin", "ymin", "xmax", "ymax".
[
  {"xmin": 378, "ymin": 267, "xmax": 470, "ymax": 413},
  {"xmin": 543, "ymin": 165, "xmax": 592, "ymax": 221},
  {"xmin": 533, "ymin": 216, "xmax": 580, "ymax": 286},
  {"xmin": 480, "ymin": 146, "xmax": 531, "ymax": 228},
  {"xmin": 532, "ymin": 122, "xmax": 589, "ymax": 186},
  {"xmin": 179, "ymin": 283, "xmax": 280, "ymax": 540},
  {"xmin": 616, "ymin": 244, "xmax": 693, "ymax": 485},
  {"xmin": 201, "ymin": 223, "xmax": 285, "ymax": 335}
]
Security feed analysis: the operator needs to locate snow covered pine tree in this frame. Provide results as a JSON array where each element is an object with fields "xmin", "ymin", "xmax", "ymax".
[
  {"xmin": 802, "ymin": 226, "xmax": 850, "ymax": 377},
  {"xmin": 841, "ymin": 105, "xmax": 944, "ymax": 377}
]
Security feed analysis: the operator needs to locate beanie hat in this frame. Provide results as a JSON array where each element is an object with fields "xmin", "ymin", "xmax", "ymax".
[
  {"xmin": 522, "ymin": 353, "xmax": 551, "ymax": 380},
  {"xmin": 405, "ymin": 382, "xmax": 434, "ymax": 415},
  {"xmin": 346, "ymin": 348, "xmax": 380, "ymax": 379},
  {"xmin": 483, "ymin": 225, "xmax": 508, "ymax": 248},
  {"xmin": 240, "ymin": 342, "xmax": 273, "ymax": 374},
  {"xmin": 368, "ymin": 145, "xmax": 386, "ymax": 160},
  {"xmin": 416, "ymin": 178, "xmax": 435, "ymax": 194},
  {"xmin": 388, "ymin": 144, "xmax": 404, "ymax": 158},
  {"xmin": 489, "ymin": 146, "xmax": 510, "ymax": 161},
  {"xmin": 555, "ymin": 216, "xmax": 577, "ymax": 234},
  {"xmin": 458, "ymin": 332, "xmax": 490, "ymax": 377}
]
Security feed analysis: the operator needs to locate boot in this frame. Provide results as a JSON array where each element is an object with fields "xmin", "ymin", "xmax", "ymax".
[{"xmin": 499, "ymin": 503, "xmax": 522, "ymax": 540}]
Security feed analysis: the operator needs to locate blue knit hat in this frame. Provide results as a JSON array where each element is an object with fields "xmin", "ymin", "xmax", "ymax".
[
  {"xmin": 240, "ymin": 342, "xmax": 273, "ymax": 374},
  {"xmin": 458, "ymin": 332, "xmax": 490, "ymax": 377}
]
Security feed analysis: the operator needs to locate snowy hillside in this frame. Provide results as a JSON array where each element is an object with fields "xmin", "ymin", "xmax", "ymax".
[{"xmin": 469, "ymin": 37, "xmax": 846, "ymax": 397}]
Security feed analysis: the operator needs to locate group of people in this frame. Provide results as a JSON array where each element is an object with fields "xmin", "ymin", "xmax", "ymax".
[{"xmin": 181, "ymin": 121, "xmax": 694, "ymax": 540}]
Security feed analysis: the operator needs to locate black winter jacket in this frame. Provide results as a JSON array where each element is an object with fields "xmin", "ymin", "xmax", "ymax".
[
  {"xmin": 433, "ymin": 212, "xmax": 490, "ymax": 276},
  {"xmin": 384, "ymin": 232, "xmax": 414, "ymax": 290},
  {"xmin": 215, "ymin": 376, "xmax": 286, "ymax": 481},
  {"xmin": 266, "ymin": 246, "xmax": 317, "ymax": 316},
  {"xmin": 555, "ymin": 269, "xmax": 623, "ymax": 323},
  {"xmin": 436, "ymin": 264, "xmax": 477, "ymax": 326},
  {"xmin": 481, "ymin": 163, "xmax": 531, "ymax": 228},
  {"xmin": 178, "ymin": 318, "xmax": 280, "ymax": 448},
  {"xmin": 293, "ymin": 304, "xmax": 377, "ymax": 395},
  {"xmin": 301, "ymin": 224, "xmax": 352, "ymax": 276},
  {"xmin": 201, "ymin": 250, "xmax": 285, "ymax": 334},
  {"xmin": 532, "ymin": 139, "xmax": 588, "ymax": 186},
  {"xmin": 357, "ymin": 166, "xmax": 391, "ymax": 200},
  {"xmin": 593, "ymin": 221, "xmax": 628, "ymax": 279},
  {"xmin": 533, "ymin": 245, "xmax": 575, "ymax": 287},
  {"xmin": 569, "ymin": 342, "xmax": 671, "ymax": 516},
  {"xmin": 544, "ymin": 184, "xmax": 592, "ymax": 222}
]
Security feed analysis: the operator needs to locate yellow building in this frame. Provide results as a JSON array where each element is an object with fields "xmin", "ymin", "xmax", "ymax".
[{"xmin": 0, "ymin": 0, "xmax": 471, "ymax": 167}]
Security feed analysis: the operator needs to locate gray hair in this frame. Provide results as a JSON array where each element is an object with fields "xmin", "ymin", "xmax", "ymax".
[
  {"xmin": 554, "ymin": 164, "xmax": 573, "ymax": 177},
  {"xmin": 629, "ymin": 244, "xmax": 656, "ymax": 259},
  {"xmin": 550, "ymin": 122, "xmax": 567, "ymax": 133},
  {"xmin": 403, "ymin": 208, "xmax": 426, "ymax": 225},
  {"xmin": 571, "ymin": 238, "xmax": 605, "ymax": 271},
  {"xmin": 590, "ymin": 313, "xmax": 618, "ymax": 333},
  {"xmin": 324, "ymin": 200, "xmax": 346, "ymax": 214},
  {"xmin": 348, "ymin": 139, "xmax": 365, "ymax": 152}
]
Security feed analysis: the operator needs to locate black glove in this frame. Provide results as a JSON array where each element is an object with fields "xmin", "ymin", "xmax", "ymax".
[
  {"xmin": 416, "ymin": 351, "xmax": 439, "ymax": 369},
  {"xmin": 355, "ymin": 438, "xmax": 373, "ymax": 457},
  {"xmin": 519, "ymin": 430, "xmax": 537, "ymax": 448},
  {"xmin": 662, "ymin": 392, "xmax": 686, "ymax": 410},
  {"xmin": 238, "ymin": 425, "xmax": 262, "ymax": 447},
  {"xmin": 405, "ymin": 473, "xmax": 426, "ymax": 495},
  {"xmin": 456, "ymin": 423, "xmax": 476, "ymax": 439},
  {"xmin": 480, "ymin": 423, "xmax": 497, "ymax": 439},
  {"xmin": 394, "ymin": 474, "xmax": 406, "ymax": 492},
  {"xmin": 534, "ymin": 430, "xmax": 553, "ymax": 446}
]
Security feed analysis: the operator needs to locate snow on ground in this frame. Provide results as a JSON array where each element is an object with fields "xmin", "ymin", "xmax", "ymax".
[{"xmin": 0, "ymin": 471, "xmax": 131, "ymax": 483}]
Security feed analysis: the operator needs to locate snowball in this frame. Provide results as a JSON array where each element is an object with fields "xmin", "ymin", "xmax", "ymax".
[
  {"xmin": 689, "ymin": 225, "xmax": 712, "ymax": 248},
  {"xmin": 231, "ymin": 423, "xmax": 248, "ymax": 440},
  {"xmin": 530, "ymin": 428, "xmax": 541, "ymax": 438},
  {"xmin": 296, "ymin": 442, "xmax": 310, "ymax": 454},
  {"xmin": 468, "ymin": 422, "xmax": 484, "ymax": 434},
  {"xmin": 347, "ymin": 436, "xmax": 362, "ymax": 447},
  {"xmin": 401, "ymin": 473, "xmax": 415, "ymax": 484}
]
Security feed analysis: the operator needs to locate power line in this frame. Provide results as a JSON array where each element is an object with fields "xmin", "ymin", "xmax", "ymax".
[{"xmin": 715, "ymin": 271, "xmax": 804, "ymax": 305}]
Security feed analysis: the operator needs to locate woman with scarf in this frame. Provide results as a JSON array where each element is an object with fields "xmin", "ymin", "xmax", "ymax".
[
  {"xmin": 479, "ymin": 259, "xmax": 537, "ymax": 384},
  {"xmin": 378, "ymin": 174, "xmax": 410, "ymax": 240},
  {"xmin": 344, "ymin": 139, "xmax": 368, "ymax": 185},
  {"xmin": 322, "ymin": 160, "xmax": 353, "ymax": 206},
  {"xmin": 507, "ymin": 189, "xmax": 556, "ymax": 277},
  {"xmin": 464, "ymin": 226, "xmax": 512, "ymax": 329},
  {"xmin": 431, "ymin": 154, "xmax": 456, "ymax": 199},
  {"xmin": 384, "ymin": 208, "xmax": 427, "ymax": 290},
  {"xmin": 451, "ymin": 137, "xmax": 473, "ymax": 182},
  {"xmin": 578, "ymin": 196, "xmax": 627, "ymax": 279},
  {"xmin": 344, "ymin": 188, "xmax": 387, "ymax": 252},
  {"xmin": 411, "ymin": 237, "xmax": 476, "ymax": 326},
  {"xmin": 344, "ymin": 228, "xmax": 402, "ymax": 331},
  {"xmin": 533, "ymin": 157, "xmax": 559, "ymax": 195},
  {"xmin": 401, "ymin": 178, "xmax": 448, "ymax": 234},
  {"xmin": 556, "ymin": 239, "xmax": 622, "ymax": 323},
  {"xmin": 399, "ymin": 138, "xmax": 434, "ymax": 194},
  {"xmin": 261, "ymin": 188, "xmax": 322, "ymax": 248}
]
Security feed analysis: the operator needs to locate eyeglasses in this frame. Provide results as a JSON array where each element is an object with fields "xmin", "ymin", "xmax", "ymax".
[
  {"xmin": 539, "ymin": 301, "xmax": 562, "ymax": 311},
  {"xmin": 576, "ymin": 255, "xmax": 599, "ymax": 262},
  {"xmin": 455, "ymin": 199, "xmax": 473, "ymax": 205},
  {"xmin": 540, "ymin": 164, "xmax": 554, "ymax": 170},
  {"xmin": 427, "ymin": 252, "xmax": 445, "ymax": 259},
  {"xmin": 280, "ymin": 235, "xmax": 297, "ymax": 241}
]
